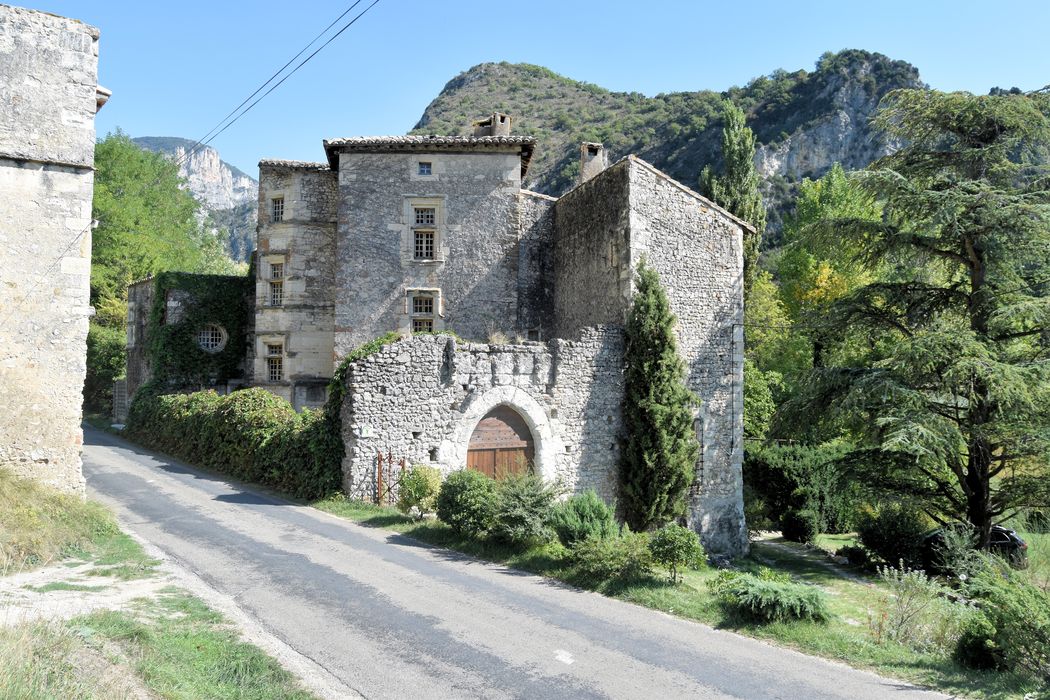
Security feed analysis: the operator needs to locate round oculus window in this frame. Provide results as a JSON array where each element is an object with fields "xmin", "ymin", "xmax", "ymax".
[{"xmin": 197, "ymin": 324, "xmax": 228, "ymax": 353}]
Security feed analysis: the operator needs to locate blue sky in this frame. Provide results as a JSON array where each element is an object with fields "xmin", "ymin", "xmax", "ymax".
[{"xmin": 30, "ymin": 1, "xmax": 1050, "ymax": 175}]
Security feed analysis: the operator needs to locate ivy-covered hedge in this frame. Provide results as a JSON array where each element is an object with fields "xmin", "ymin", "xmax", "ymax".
[
  {"xmin": 146, "ymin": 271, "xmax": 253, "ymax": 388},
  {"xmin": 125, "ymin": 387, "xmax": 341, "ymax": 499},
  {"xmin": 125, "ymin": 333, "xmax": 407, "ymax": 500}
]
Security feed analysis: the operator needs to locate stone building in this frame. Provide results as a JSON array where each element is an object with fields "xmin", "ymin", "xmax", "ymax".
[
  {"xmin": 0, "ymin": 5, "xmax": 108, "ymax": 494},
  {"xmin": 252, "ymin": 113, "xmax": 750, "ymax": 554}
]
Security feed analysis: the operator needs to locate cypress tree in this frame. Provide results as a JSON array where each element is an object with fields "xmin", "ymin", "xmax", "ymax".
[
  {"xmin": 700, "ymin": 99, "xmax": 766, "ymax": 299},
  {"xmin": 619, "ymin": 261, "xmax": 699, "ymax": 532}
]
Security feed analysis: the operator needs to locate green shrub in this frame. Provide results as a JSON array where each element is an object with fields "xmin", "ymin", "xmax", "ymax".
[
  {"xmin": 436, "ymin": 469, "xmax": 497, "ymax": 537},
  {"xmin": 550, "ymin": 491, "xmax": 616, "ymax": 547},
  {"xmin": 954, "ymin": 609, "xmax": 1002, "ymax": 670},
  {"xmin": 648, "ymin": 524, "xmax": 705, "ymax": 583},
  {"xmin": 397, "ymin": 465, "xmax": 442, "ymax": 519},
  {"xmin": 744, "ymin": 442, "xmax": 859, "ymax": 536},
  {"xmin": 964, "ymin": 561, "xmax": 1050, "ymax": 681},
  {"xmin": 874, "ymin": 564, "xmax": 961, "ymax": 652},
  {"xmin": 713, "ymin": 572, "xmax": 830, "ymax": 623},
  {"xmin": 707, "ymin": 567, "xmax": 790, "ymax": 604},
  {"xmin": 781, "ymin": 509, "xmax": 819, "ymax": 543},
  {"xmin": 488, "ymin": 473, "xmax": 558, "ymax": 547},
  {"xmin": 835, "ymin": 544, "xmax": 874, "ymax": 570},
  {"xmin": 570, "ymin": 532, "xmax": 653, "ymax": 584},
  {"xmin": 857, "ymin": 503, "xmax": 929, "ymax": 569}
]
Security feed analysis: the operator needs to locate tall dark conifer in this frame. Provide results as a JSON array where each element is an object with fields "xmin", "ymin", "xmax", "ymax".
[
  {"xmin": 700, "ymin": 99, "xmax": 767, "ymax": 299},
  {"xmin": 619, "ymin": 262, "xmax": 699, "ymax": 532}
]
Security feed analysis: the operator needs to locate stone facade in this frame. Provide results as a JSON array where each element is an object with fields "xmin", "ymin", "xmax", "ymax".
[
  {"xmin": 254, "ymin": 161, "xmax": 337, "ymax": 409},
  {"xmin": 340, "ymin": 329, "xmax": 624, "ymax": 503},
  {"xmin": 246, "ymin": 117, "xmax": 748, "ymax": 554},
  {"xmin": 0, "ymin": 5, "xmax": 107, "ymax": 494}
]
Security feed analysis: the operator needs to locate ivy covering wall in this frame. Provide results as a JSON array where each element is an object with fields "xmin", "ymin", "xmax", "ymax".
[{"xmin": 145, "ymin": 271, "xmax": 253, "ymax": 389}]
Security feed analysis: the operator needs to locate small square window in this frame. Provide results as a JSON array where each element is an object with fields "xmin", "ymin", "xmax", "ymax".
[
  {"xmin": 413, "ymin": 318, "xmax": 434, "ymax": 333},
  {"xmin": 271, "ymin": 197, "xmax": 284, "ymax": 223},
  {"xmin": 414, "ymin": 230, "xmax": 435, "ymax": 260},
  {"xmin": 413, "ymin": 296, "xmax": 434, "ymax": 315},
  {"xmin": 270, "ymin": 262, "xmax": 284, "ymax": 279},
  {"xmin": 414, "ymin": 207, "xmax": 435, "ymax": 226},
  {"xmin": 527, "ymin": 329, "xmax": 540, "ymax": 341},
  {"xmin": 418, "ymin": 162, "xmax": 432, "ymax": 176}
]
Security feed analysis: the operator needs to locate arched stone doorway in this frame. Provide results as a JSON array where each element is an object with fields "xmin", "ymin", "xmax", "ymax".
[{"xmin": 466, "ymin": 406, "xmax": 535, "ymax": 478}]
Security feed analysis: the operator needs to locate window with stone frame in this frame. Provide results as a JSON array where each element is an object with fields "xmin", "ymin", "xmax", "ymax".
[
  {"xmin": 271, "ymin": 197, "xmax": 284, "ymax": 223},
  {"xmin": 268, "ymin": 262, "xmax": 284, "ymax": 306},
  {"xmin": 418, "ymin": 161, "xmax": 432, "ymax": 176},
  {"xmin": 410, "ymin": 293, "xmax": 436, "ymax": 333},
  {"xmin": 266, "ymin": 343, "xmax": 284, "ymax": 382},
  {"xmin": 413, "ymin": 230, "xmax": 435, "ymax": 260}
]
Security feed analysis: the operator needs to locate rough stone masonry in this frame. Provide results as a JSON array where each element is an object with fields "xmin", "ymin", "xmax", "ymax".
[{"xmin": 0, "ymin": 4, "xmax": 108, "ymax": 494}]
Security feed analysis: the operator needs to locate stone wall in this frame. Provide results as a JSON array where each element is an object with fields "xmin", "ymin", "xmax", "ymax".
[
  {"xmin": 124, "ymin": 278, "xmax": 156, "ymax": 401},
  {"xmin": 551, "ymin": 161, "xmax": 632, "ymax": 337},
  {"xmin": 333, "ymin": 151, "xmax": 523, "ymax": 353},
  {"xmin": 339, "ymin": 328, "xmax": 624, "ymax": 504},
  {"xmin": 516, "ymin": 191, "xmax": 556, "ymax": 338},
  {"xmin": 0, "ymin": 5, "xmax": 101, "ymax": 494},
  {"xmin": 255, "ymin": 162, "xmax": 338, "ymax": 408},
  {"xmin": 625, "ymin": 157, "xmax": 747, "ymax": 556}
]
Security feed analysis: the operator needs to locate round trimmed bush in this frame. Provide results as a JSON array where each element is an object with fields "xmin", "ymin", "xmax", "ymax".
[
  {"xmin": 550, "ymin": 490, "xmax": 616, "ymax": 547},
  {"xmin": 781, "ymin": 508, "xmax": 819, "ymax": 543},
  {"xmin": 954, "ymin": 609, "xmax": 1001, "ymax": 670},
  {"xmin": 857, "ymin": 503, "xmax": 930, "ymax": 569},
  {"xmin": 436, "ymin": 469, "xmax": 496, "ymax": 537},
  {"xmin": 648, "ymin": 524, "xmax": 705, "ymax": 583}
]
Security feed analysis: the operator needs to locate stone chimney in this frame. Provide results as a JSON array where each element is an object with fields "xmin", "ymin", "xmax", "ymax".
[
  {"xmin": 579, "ymin": 142, "xmax": 607, "ymax": 184},
  {"xmin": 472, "ymin": 112, "xmax": 512, "ymax": 137}
]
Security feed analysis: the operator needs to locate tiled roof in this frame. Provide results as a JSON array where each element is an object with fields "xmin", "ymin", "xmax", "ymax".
[
  {"xmin": 258, "ymin": 158, "xmax": 330, "ymax": 170},
  {"xmin": 322, "ymin": 135, "xmax": 536, "ymax": 177}
]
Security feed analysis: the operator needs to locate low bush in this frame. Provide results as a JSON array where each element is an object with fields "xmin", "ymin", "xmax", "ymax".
[
  {"xmin": 648, "ymin": 524, "xmax": 705, "ymax": 583},
  {"xmin": 835, "ymin": 544, "xmax": 874, "ymax": 570},
  {"xmin": 857, "ymin": 503, "xmax": 930, "ymax": 569},
  {"xmin": 570, "ymin": 532, "xmax": 653, "ymax": 584},
  {"xmin": 397, "ymin": 465, "xmax": 442, "ymax": 519},
  {"xmin": 436, "ymin": 470, "xmax": 497, "ymax": 537},
  {"xmin": 963, "ymin": 561, "xmax": 1050, "ymax": 682},
  {"xmin": 489, "ymin": 473, "xmax": 558, "ymax": 547},
  {"xmin": 954, "ymin": 610, "xmax": 1002, "ymax": 671},
  {"xmin": 711, "ymin": 570, "xmax": 830, "ymax": 623},
  {"xmin": 549, "ymin": 491, "xmax": 616, "ymax": 547},
  {"xmin": 781, "ymin": 509, "xmax": 819, "ymax": 543},
  {"xmin": 871, "ymin": 563, "xmax": 967, "ymax": 653}
]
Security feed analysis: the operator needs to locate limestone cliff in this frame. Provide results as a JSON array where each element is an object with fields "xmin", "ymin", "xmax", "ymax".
[{"xmin": 133, "ymin": 137, "xmax": 257, "ymax": 261}]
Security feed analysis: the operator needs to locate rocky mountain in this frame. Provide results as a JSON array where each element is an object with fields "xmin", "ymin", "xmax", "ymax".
[
  {"xmin": 412, "ymin": 50, "xmax": 923, "ymax": 237},
  {"xmin": 133, "ymin": 137, "xmax": 257, "ymax": 261}
]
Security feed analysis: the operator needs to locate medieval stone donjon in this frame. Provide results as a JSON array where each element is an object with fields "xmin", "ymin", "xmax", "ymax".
[
  {"xmin": 0, "ymin": 5, "xmax": 108, "ymax": 494},
  {"xmin": 253, "ymin": 113, "xmax": 749, "ymax": 555}
]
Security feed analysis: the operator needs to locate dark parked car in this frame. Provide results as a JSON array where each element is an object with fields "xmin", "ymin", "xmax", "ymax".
[{"xmin": 921, "ymin": 524, "xmax": 1028, "ymax": 574}]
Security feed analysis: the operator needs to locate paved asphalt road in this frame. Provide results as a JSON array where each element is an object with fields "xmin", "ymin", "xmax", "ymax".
[{"xmin": 83, "ymin": 426, "xmax": 950, "ymax": 700}]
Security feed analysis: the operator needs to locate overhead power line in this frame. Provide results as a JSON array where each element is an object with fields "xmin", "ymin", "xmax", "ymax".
[
  {"xmin": 184, "ymin": 0, "xmax": 381, "ymax": 158},
  {"xmin": 175, "ymin": 0, "xmax": 366, "ymax": 168},
  {"xmin": 0, "ymin": 0, "xmax": 383, "ymax": 329}
]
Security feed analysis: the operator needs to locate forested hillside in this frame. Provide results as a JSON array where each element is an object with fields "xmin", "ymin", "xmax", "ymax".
[{"xmin": 413, "ymin": 49, "xmax": 921, "ymax": 235}]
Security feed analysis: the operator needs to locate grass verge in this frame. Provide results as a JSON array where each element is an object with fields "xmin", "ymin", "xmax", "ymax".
[
  {"xmin": 1, "ymin": 591, "xmax": 315, "ymax": 699},
  {"xmin": 313, "ymin": 495, "xmax": 1042, "ymax": 699},
  {"xmin": 0, "ymin": 467, "xmax": 158, "ymax": 578}
]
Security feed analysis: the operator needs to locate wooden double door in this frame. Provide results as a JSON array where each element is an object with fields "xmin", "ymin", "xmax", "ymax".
[{"xmin": 466, "ymin": 406, "xmax": 535, "ymax": 478}]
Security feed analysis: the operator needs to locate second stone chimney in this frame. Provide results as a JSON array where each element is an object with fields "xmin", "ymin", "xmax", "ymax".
[
  {"xmin": 472, "ymin": 112, "xmax": 512, "ymax": 137},
  {"xmin": 579, "ymin": 142, "xmax": 607, "ymax": 184}
]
